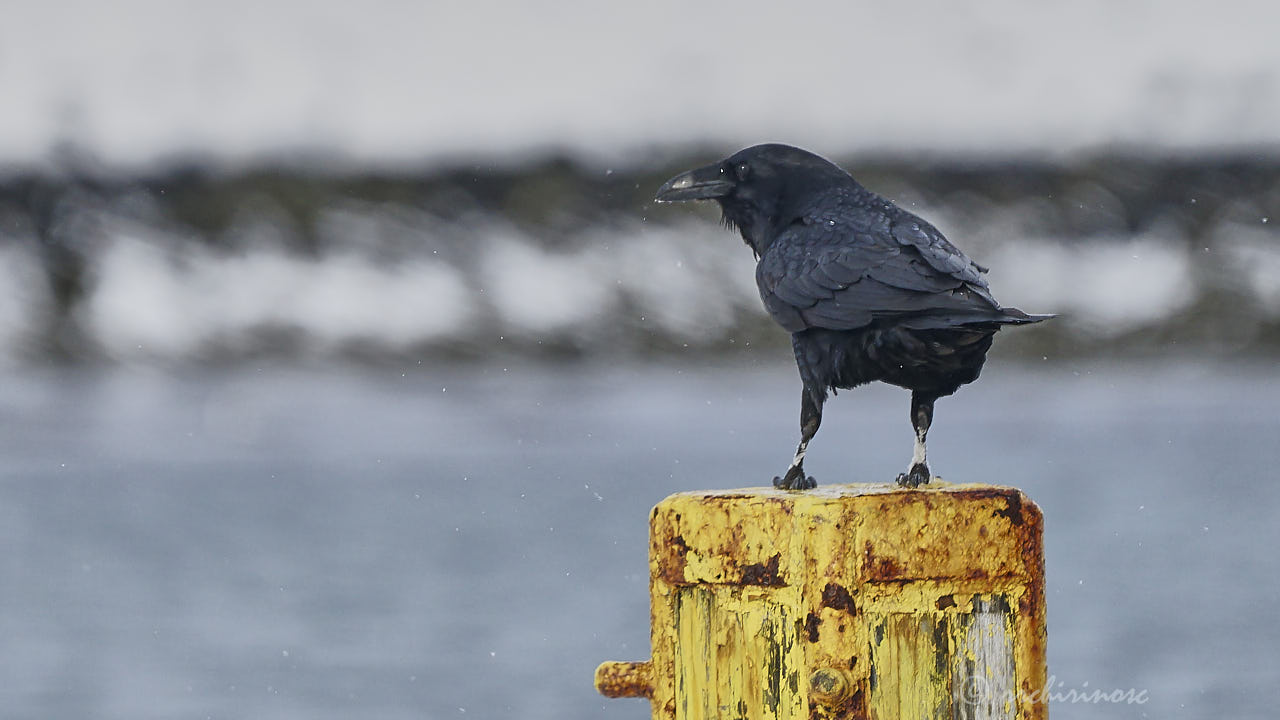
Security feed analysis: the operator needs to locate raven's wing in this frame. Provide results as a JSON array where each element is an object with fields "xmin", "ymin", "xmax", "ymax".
[{"xmin": 756, "ymin": 197, "xmax": 1008, "ymax": 333}]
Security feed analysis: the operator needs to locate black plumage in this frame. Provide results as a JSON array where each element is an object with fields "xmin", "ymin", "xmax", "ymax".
[{"xmin": 655, "ymin": 144, "xmax": 1050, "ymax": 490}]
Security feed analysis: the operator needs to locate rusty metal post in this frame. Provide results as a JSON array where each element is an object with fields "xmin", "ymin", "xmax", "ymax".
[{"xmin": 596, "ymin": 483, "xmax": 1047, "ymax": 720}]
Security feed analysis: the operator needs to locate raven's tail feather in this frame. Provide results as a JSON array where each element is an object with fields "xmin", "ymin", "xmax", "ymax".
[
  {"xmin": 995, "ymin": 306, "xmax": 1055, "ymax": 325},
  {"xmin": 894, "ymin": 307, "xmax": 1054, "ymax": 330}
]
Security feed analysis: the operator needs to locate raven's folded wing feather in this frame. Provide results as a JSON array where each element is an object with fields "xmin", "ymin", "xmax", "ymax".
[
  {"xmin": 756, "ymin": 204, "xmax": 1007, "ymax": 333},
  {"xmin": 888, "ymin": 215, "xmax": 990, "ymax": 288}
]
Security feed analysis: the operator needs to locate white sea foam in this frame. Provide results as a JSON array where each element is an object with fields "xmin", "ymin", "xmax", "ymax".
[
  {"xmin": 599, "ymin": 223, "xmax": 760, "ymax": 341},
  {"xmin": 980, "ymin": 231, "xmax": 1196, "ymax": 334},
  {"xmin": 1220, "ymin": 222, "xmax": 1280, "ymax": 314},
  {"xmin": 85, "ymin": 229, "xmax": 475, "ymax": 360},
  {"xmin": 480, "ymin": 232, "xmax": 617, "ymax": 340}
]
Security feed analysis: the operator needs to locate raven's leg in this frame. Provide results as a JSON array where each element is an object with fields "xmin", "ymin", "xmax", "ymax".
[
  {"xmin": 896, "ymin": 392, "xmax": 936, "ymax": 488},
  {"xmin": 774, "ymin": 387, "xmax": 821, "ymax": 490}
]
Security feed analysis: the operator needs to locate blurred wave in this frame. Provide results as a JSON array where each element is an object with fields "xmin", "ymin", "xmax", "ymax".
[{"xmin": 1, "ymin": 153, "xmax": 1278, "ymax": 364}]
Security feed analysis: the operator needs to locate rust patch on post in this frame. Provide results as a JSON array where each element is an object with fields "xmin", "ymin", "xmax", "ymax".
[
  {"xmin": 961, "ymin": 486, "xmax": 1026, "ymax": 527},
  {"xmin": 739, "ymin": 553, "xmax": 784, "ymax": 586},
  {"xmin": 820, "ymin": 582, "xmax": 857, "ymax": 615},
  {"xmin": 808, "ymin": 684, "xmax": 866, "ymax": 720},
  {"xmin": 804, "ymin": 612, "xmax": 822, "ymax": 642},
  {"xmin": 844, "ymin": 688, "xmax": 867, "ymax": 720},
  {"xmin": 670, "ymin": 534, "xmax": 690, "ymax": 556},
  {"xmin": 994, "ymin": 493, "xmax": 1024, "ymax": 526},
  {"xmin": 862, "ymin": 541, "xmax": 903, "ymax": 581},
  {"xmin": 1014, "ymin": 494, "xmax": 1048, "ymax": 715}
]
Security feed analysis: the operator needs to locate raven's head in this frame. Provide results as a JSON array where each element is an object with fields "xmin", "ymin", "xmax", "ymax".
[{"xmin": 655, "ymin": 143, "xmax": 853, "ymax": 255}]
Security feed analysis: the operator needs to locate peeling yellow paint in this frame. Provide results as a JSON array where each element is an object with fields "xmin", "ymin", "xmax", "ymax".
[
  {"xmin": 598, "ymin": 483, "xmax": 1047, "ymax": 720},
  {"xmin": 674, "ymin": 585, "xmax": 806, "ymax": 720}
]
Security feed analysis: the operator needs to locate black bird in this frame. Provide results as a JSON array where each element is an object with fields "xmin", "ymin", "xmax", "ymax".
[{"xmin": 655, "ymin": 144, "xmax": 1050, "ymax": 490}]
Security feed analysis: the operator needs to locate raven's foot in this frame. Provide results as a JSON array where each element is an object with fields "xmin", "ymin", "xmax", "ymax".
[
  {"xmin": 895, "ymin": 462, "xmax": 932, "ymax": 488},
  {"xmin": 773, "ymin": 466, "xmax": 817, "ymax": 491}
]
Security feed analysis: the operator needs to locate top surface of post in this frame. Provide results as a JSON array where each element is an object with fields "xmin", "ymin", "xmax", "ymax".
[
  {"xmin": 650, "ymin": 482, "xmax": 1042, "ymax": 588},
  {"xmin": 662, "ymin": 481, "xmax": 1029, "ymax": 501}
]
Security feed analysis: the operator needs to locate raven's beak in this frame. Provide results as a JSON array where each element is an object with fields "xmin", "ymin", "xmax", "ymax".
[{"xmin": 654, "ymin": 163, "xmax": 733, "ymax": 202}]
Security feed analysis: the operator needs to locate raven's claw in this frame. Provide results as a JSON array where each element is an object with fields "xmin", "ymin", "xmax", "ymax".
[
  {"xmin": 773, "ymin": 468, "xmax": 818, "ymax": 491},
  {"xmin": 896, "ymin": 463, "xmax": 932, "ymax": 488}
]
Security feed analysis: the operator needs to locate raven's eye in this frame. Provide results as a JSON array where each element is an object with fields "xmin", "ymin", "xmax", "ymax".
[{"xmin": 733, "ymin": 162, "xmax": 751, "ymax": 180}]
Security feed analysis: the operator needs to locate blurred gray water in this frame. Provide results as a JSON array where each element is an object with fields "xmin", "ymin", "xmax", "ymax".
[{"xmin": 0, "ymin": 359, "xmax": 1276, "ymax": 719}]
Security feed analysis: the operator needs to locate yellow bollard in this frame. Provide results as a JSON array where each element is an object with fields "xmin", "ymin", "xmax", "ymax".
[{"xmin": 596, "ymin": 483, "xmax": 1046, "ymax": 720}]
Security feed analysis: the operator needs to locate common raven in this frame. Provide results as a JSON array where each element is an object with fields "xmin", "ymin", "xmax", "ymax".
[{"xmin": 655, "ymin": 144, "xmax": 1050, "ymax": 490}]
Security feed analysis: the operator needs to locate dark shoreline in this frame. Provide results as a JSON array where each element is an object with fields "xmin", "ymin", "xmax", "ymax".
[{"xmin": 2, "ymin": 149, "xmax": 1277, "ymax": 363}]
